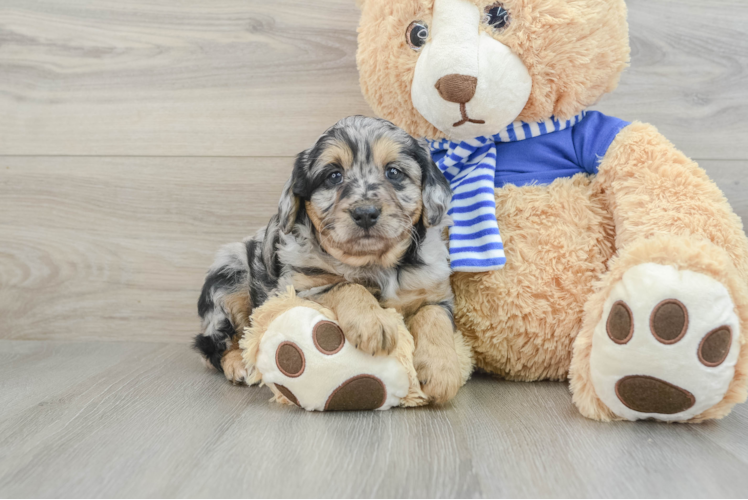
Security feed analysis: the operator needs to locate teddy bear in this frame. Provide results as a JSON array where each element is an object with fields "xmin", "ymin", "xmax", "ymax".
[
  {"xmin": 352, "ymin": 0, "xmax": 748, "ymax": 422},
  {"xmin": 235, "ymin": 0, "xmax": 747, "ymax": 420}
]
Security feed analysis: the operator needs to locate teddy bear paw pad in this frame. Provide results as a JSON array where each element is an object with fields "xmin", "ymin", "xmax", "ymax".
[
  {"xmin": 255, "ymin": 306, "xmax": 410, "ymax": 411},
  {"xmin": 590, "ymin": 263, "xmax": 740, "ymax": 421}
]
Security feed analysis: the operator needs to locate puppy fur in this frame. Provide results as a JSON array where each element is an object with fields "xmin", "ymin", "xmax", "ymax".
[{"xmin": 194, "ymin": 116, "xmax": 465, "ymax": 403}]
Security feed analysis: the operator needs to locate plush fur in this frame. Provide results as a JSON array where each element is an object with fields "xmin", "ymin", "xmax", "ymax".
[
  {"xmin": 452, "ymin": 173, "xmax": 615, "ymax": 381},
  {"xmin": 356, "ymin": 0, "xmax": 748, "ymax": 421}
]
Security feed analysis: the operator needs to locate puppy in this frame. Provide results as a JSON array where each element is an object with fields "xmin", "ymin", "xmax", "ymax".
[{"xmin": 194, "ymin": 116, "xmax": 463, "ymax": 403}]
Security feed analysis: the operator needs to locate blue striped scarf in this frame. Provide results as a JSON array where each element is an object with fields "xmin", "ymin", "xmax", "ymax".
[{"xmin": 428, "ymin": 112, "xmax": 587, "ymax": 272}]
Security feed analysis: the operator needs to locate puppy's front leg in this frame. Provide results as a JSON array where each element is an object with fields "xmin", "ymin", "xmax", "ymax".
[
  {"xmin": 408, "ymin": 305, "xmax": 462, "ymax": 404},
  {"xmin": 318, "ymin": 283, "xmax": 400, "ymax": 356},
  {"xmin": 220, "ymin": 343, "xmax": 249, "ymax": 385}
]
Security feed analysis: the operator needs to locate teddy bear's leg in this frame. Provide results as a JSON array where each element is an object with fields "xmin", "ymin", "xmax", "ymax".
[
  {"xmin": 407, "ymin": 305, "xmax": 465, "ymax": 403},
  {"xmin": 570, "ymin": 123, "xmax": 748, "ymax": 422}
]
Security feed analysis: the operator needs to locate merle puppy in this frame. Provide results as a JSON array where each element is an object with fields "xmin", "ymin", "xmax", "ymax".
[{"xmin": 194, "ymin": 116, "xmax": 464, "ymax": 402}]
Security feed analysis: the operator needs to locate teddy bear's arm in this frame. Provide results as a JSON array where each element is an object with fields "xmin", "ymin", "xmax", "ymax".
[
  {"xmin": 241, "ymin": 287, "xmax": 429, "ymax": 410},
  {"xmin": 595, "ymin": 121, "xmax": 748, "ymax": 275}
]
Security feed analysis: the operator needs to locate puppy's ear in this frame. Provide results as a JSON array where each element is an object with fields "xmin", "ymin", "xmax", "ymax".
[
  {"xmin": 278, "ymin": 151, "xmax": 311, "ymax": 233},
  {"xmin": 414, "ymin": 139, "xmax": 451, "ymax": 227},
  {"xmin": 277, "ymin": 177, "xmax": 300, "ymax": 234}
]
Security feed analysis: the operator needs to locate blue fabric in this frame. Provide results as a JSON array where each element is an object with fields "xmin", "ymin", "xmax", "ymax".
[
  {"xmin": 492, "ymin": 111, "xmax": 630, "ymax": 188},
  {"xmin": 431, "ymin": 136, "xmax": 508, "ymax": 271},
  {"xmin": 428, "ymin": 111, "xmax": 630, "ymax": 272}
]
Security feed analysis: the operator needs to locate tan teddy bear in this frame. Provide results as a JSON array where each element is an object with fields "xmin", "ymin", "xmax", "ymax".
[{"xmin": 356, "ymin": 0, "xmax": 748, "ymax": 422}]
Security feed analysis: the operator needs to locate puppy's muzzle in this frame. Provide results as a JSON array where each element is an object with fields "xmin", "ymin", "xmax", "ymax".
[{"xmin": 350, "ymin": 205, "xmax": 381, "ymax": 230}]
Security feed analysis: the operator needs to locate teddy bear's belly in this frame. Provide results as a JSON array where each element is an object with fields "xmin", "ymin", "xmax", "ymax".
[{"xmin": 451, "ymin": 173, "xmax": 615, "ymax": 381}]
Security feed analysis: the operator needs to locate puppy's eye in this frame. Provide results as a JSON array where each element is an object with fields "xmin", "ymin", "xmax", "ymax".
[
  {"xmin": 406, "ymin": 21, "xmax": 428, "ymax": 51},
  {"xmin": 385, "ymin": 167, "xmax": 404, "ymax": 181},
  {"xmin": 483, "ymin": 3, "xmax": 510, "ymax": 32},
  {"xmin": 326, "ymin": 171, "xmax": 343, "ymax": 187}
]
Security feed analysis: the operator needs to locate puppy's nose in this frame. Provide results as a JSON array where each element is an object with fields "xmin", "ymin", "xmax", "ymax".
[
  {"xmin": 435, "ymin": 74, "xmax": 478, "ymax": 104},
  {"xmin": 351, "ymin": 205, "xmax": 381, "ymax": 230}
]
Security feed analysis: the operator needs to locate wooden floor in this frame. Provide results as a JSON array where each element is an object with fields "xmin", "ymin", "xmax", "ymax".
[{"xmin": 1, "ymin": 0, "xmax": 748, "ymax": 497}]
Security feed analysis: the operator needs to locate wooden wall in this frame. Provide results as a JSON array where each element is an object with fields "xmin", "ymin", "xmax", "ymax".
[{"xmin": 1, "ymin": 0, "xmax": 746, "ymax": 343}]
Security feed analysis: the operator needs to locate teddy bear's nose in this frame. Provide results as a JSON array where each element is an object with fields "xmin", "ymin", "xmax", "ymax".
[{"xmin": 435, "ymin": 74, "xmax": 478, "ymax": 104}]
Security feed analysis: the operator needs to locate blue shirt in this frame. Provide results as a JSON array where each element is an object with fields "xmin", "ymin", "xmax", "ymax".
[{"xmin": 491, "ymin": 111, "xmax": 630, "ymax": 187}]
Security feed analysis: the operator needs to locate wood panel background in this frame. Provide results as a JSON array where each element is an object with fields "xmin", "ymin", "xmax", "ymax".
[
  {"xmin": 0, "ymin": 158, "xmax": 745, "ymax": 344},
  {"xmin": 1, "ymin": 0, "xmax": 748, "ymax": 497},
  {"xmin": 0, "ymin": 0, "xmax": 747, "ymax": 158}
]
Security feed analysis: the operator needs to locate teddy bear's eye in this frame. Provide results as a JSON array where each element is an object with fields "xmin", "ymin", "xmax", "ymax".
[
  {"xmin": 406, "ymin": 21, "xmax": 429, "ymax": 51},
  {"xmin": 483, "ymin": 3, "xmax": 510, "ymax": 32}
]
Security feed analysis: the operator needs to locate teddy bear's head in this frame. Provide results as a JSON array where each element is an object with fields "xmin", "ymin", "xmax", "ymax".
[{"xmin": 357, "ymin": 0, "xmax": 630, "ymax": 141}]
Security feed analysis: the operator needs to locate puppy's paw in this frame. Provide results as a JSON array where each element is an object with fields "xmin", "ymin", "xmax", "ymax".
[
  {"xmin": 221, "ymin": 349, "xmax": 249, "ymax": 385},
  {"xmin": 414, "ymin": 346, "xmax": 462, "ymax": 404},
  {"xmin": 340, "ymin": 307, "xmax": 400, "ymax": 356}
]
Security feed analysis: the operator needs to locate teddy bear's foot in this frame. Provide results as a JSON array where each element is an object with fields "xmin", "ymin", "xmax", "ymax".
[
  {"xmin": 254, "ymin": 306, "xmax": 414, "ymax": 411},
  {"xmin": 589, "ymin": 263, "xmax": 741, "ymax": 422}
]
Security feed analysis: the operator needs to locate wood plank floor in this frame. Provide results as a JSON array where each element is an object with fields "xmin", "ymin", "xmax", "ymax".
[
  {"xmin": 1, "ymin": 0, "xmax": 748, "ymax": 497},
  {"xmin": 2, "ymin": 340, "xmax": 748, "ymax": 498}
]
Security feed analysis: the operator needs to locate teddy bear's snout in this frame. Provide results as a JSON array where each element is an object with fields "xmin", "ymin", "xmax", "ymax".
[{"xmin": 435, "ymin": 74, "xmax": 478, "ymax": 104}]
